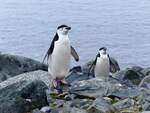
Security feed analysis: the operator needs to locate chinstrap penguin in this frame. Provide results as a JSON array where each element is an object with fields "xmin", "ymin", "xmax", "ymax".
[
  {"xmin": 43, "ymin": 25, "xmax": 79, "ymax": 93},
  {"xmin": 88, "ymin": 47, "xmax": 119, "ymax": 79}
]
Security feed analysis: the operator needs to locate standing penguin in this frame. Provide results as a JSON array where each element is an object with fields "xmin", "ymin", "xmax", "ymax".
[
  {"xmin": 88, "ymin": 47, "xmax": 119, "ymax": 79},
  {"xmin": 43, "ymin": 25, "xmax": 79, "ymax": 92}
]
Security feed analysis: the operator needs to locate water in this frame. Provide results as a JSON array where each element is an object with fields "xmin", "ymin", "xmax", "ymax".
[{"xmin": 0, "ymin": 0, "xmax": 150, "ymax": 69}]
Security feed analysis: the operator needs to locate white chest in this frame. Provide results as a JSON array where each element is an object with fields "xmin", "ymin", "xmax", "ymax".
[{"xmin": 95, "ymin": 56, "xmax": 110, "ymax": 78}]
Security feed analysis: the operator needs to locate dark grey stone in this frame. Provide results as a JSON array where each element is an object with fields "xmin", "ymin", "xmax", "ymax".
[
  {"xmin": 113, "ymin": 98, "xmax": 134, "ymax": 111},
  {"xmin": 0, "ymin": 80, "xmax": 48, "ymax": 113},
  {"xmin": 139, "ymin": 75, "xmax": 150, "ymax": 89},
  {"xmin": 87, "ymin": 97, "xmax": 115, "ymax": 113},
  {"xmin": 110, "ymin": 88, "xmax": 141, "ymax": 99},
  {"xmin": 113, "ymin": 67, "xmax": 145, "ymax": 85},
  {"xmin": 0, "ymin": 53, "xmax": 48, "ymax": 82},
  {"xmin": 139, "ymin": 89, "xmax": 150, "ymax": 111},
  {"xmin": 69, "ymin": 78, "xmax": 121, "ymax": 98}
]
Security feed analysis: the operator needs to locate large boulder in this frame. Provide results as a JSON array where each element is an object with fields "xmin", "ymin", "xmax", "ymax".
[
  {"xmin": 139, "ymin": 75, "xmax": 150, "ymax": 89},
  {"xmin": 0, "ymin": 70, "xmax": 52, "ymax": 89},
  {"xmin": 113, "ymin": 66, "xmax": 145, "ymax": 86},
  {"xmin": 0, "ymin": 80, "xmax": 48, "ymax": 113},
  {"xmin": 69, "ymin": 78, "xmax": 122, "ymax": 98},
  {"xmin": 0, "ymin": 70, "xmax": 53, "ymax": 113},
  {"xmin": 139, "ymin": 89, "xmax": 150, "ymax": 111},
  {"xmin": 87, "ymin": 97, "xmax": 115, "ymax": 113},
  {"xmin": 0, "ymin": 53, "xmax": 48, "ymax": 82}
]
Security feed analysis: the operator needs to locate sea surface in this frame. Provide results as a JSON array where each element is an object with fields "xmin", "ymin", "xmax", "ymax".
[{"xmin": 0, "ymin": 0, "xmax": 150, "ymax": 69}]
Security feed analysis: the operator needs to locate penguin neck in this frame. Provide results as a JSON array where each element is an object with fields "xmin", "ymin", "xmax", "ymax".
[
  {"xmin": 57, "ymin": 32, "xmax": 69, "ymax": 40},
  {"xmin": 99, "ymin": 53, "xmax": 108, "ymax": 58}
]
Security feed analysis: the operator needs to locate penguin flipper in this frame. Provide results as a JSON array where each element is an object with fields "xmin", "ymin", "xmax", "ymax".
[
  {"xmin": 108, "ymin": 55, "xmax": 120, "ymax": 73},
  {"xmin": 71, "ymin": 46, "xmax": 79, "ymax": 62}
]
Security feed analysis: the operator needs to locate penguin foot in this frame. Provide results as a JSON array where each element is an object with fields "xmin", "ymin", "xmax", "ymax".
[
  {"xmin": 51, "ymin": 77, "xmax": 70, "ymax": 94},
  {"xmin": 51, "ymin": 79, "xmax": 63, "ymax": 94}
]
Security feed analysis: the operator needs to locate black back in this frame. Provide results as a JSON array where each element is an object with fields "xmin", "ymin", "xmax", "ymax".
[
  {"xmin": 42, "ymin": 33, "xmax": 59, "ymax": 63},
  {"xmin": 47, "ymin": 33, "xmax": 59, "ymax": 57},
  {"xmin": 93, "ymin": 53, "xmax": 100, "ymax": 65}
]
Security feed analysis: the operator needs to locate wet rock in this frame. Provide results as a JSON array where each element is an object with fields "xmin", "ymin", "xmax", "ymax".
[
  {"xmin": 87, "ymin": 97, "xmax": 115, "ymax": 113},
  {"xmin": 139, "ymin": 75, "xmax": 150, "ymax": 89},
  {"xmin": 0, "ymin": 53, "xmax": 48, "ymax": 82},
  {"xmin": 69, "ymin": 78, "xmax": 121, "ymax": 98},
  {"xmin": 0, "ymin": 80, "xmax": 48, "ymax": 113}
]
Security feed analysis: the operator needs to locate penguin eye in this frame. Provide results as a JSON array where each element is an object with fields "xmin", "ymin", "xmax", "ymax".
[{"xmin": 59, "ymin": 28, "xmax": 63, "ymax": 31}]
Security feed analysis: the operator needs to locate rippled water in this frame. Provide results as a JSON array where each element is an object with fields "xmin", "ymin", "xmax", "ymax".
[{"xmin": 0, "ymin": 0, "xmax": 150, "ymax": 68}]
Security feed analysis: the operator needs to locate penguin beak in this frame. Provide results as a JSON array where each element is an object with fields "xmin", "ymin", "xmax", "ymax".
[
  {"xmin": 66, "ymin": 27, "xmax": 71, "ymax": 30},
  {"xmin": 103, "ymin": 51, "xmax": 106, "ymax": 54}
]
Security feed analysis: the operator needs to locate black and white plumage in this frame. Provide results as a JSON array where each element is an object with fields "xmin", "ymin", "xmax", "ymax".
[
  {"xmin": 43, "ymin": 25, "xmax": 79, "ymax": 82},
  {"xmin": 88, "ymin": 47, "xmax": 119, "ymax": 79}
]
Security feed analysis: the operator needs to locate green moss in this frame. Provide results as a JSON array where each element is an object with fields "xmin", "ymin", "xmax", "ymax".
[
  {"xmin": 50, "ymin": 93, "xmax": 66, "ymax": 100},
  {"xmin": 111, "ymin": 98, "xmax": 119, "ymax": 104}
]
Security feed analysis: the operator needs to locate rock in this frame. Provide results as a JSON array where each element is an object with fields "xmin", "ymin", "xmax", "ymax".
[
  {"xmin": 110, "ymin": 88, "xmax": 141, "ymax": 99},
  {"xmin": 141, "ymin": 111, "xmax": 150, "ymax": 113},
  {"xmin": 0, "ymin": 70, "xmax": 52, "ymax": 89},
  {"xmin": 139, "ymin": 89, "xmax": 150, "ymax": 111},
  {"xmin": 51, "ymin": 102, "xmax": 87, "ymax": 113},
  {"xmin": 87, "ymin": 97, "xmax": 115, "ymax": 113},
  {"xmin": 141, "ymin": 67, "xmax": 150, "ymax": 76},
  {"xmin": 70, "ymin": 107, "xmax": 87, "ymax": 113},
  {"xmin": 65, "ymin": 71, "xmax": 90, "ymax": 85},
  {"xmin": 61, "ymin": 102, "xmax": 88, "ymax": 113},
  {"xmin": 139, "ymin": 75, "xmax": 150, "ymax": 89},
  {"xmin": 69, "ymin": 66, "xmax": 82, "ymax": 73},
  {"xmin": 40, "ymin": 106, "xmax": 51, "ymax": 113},
  {"xmin": 32, "ymin": 109, "xmax": 42, "ymax": 113},
  {"xmin": 71, "ymin": 99, "xmax": 93, "ymax": 109},
  {"xmin": 0, "ymin": 80, "xmax": 48, "ymax": 113},
  {"xmin": 113, "ymin": 98, "xmax": 135, "ymax": 111},
  {"xmin": 69, "ymin": 78, "xmax": 121, "ymax": 98},
  {"xmin": 82, "ymin": 60, "xmax": 94, "ymax": 76},
  {"xmin": 0, "ymin": 53, "xmax": 48, "ymax": 82},
  {"xmin": 113, "ymin": 66, "xmax": 145, "ymax": 85}
]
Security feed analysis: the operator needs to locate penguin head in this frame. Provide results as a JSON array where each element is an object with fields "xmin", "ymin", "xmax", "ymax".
[
  {"xmin": 57, "ymin": 25, "xmax": 71, "ymax": 35},
  {"xmin": 99, "ymin": 47, "xmax": 107, "ymax": 55}
]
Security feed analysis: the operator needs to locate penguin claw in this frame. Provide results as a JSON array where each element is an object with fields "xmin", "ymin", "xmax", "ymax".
[
  {"xmin": 51, "ymin": 80, "xmax": 63, "ymax": 94},
  {"xmin": 60, "ymin": 79, "xmax": 68, "ymax": 85}
]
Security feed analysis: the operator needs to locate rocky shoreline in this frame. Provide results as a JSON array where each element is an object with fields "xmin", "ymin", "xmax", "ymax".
[{"xmin": 0, "ymin": 53, "xmax": 150, "ymax": 113}]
